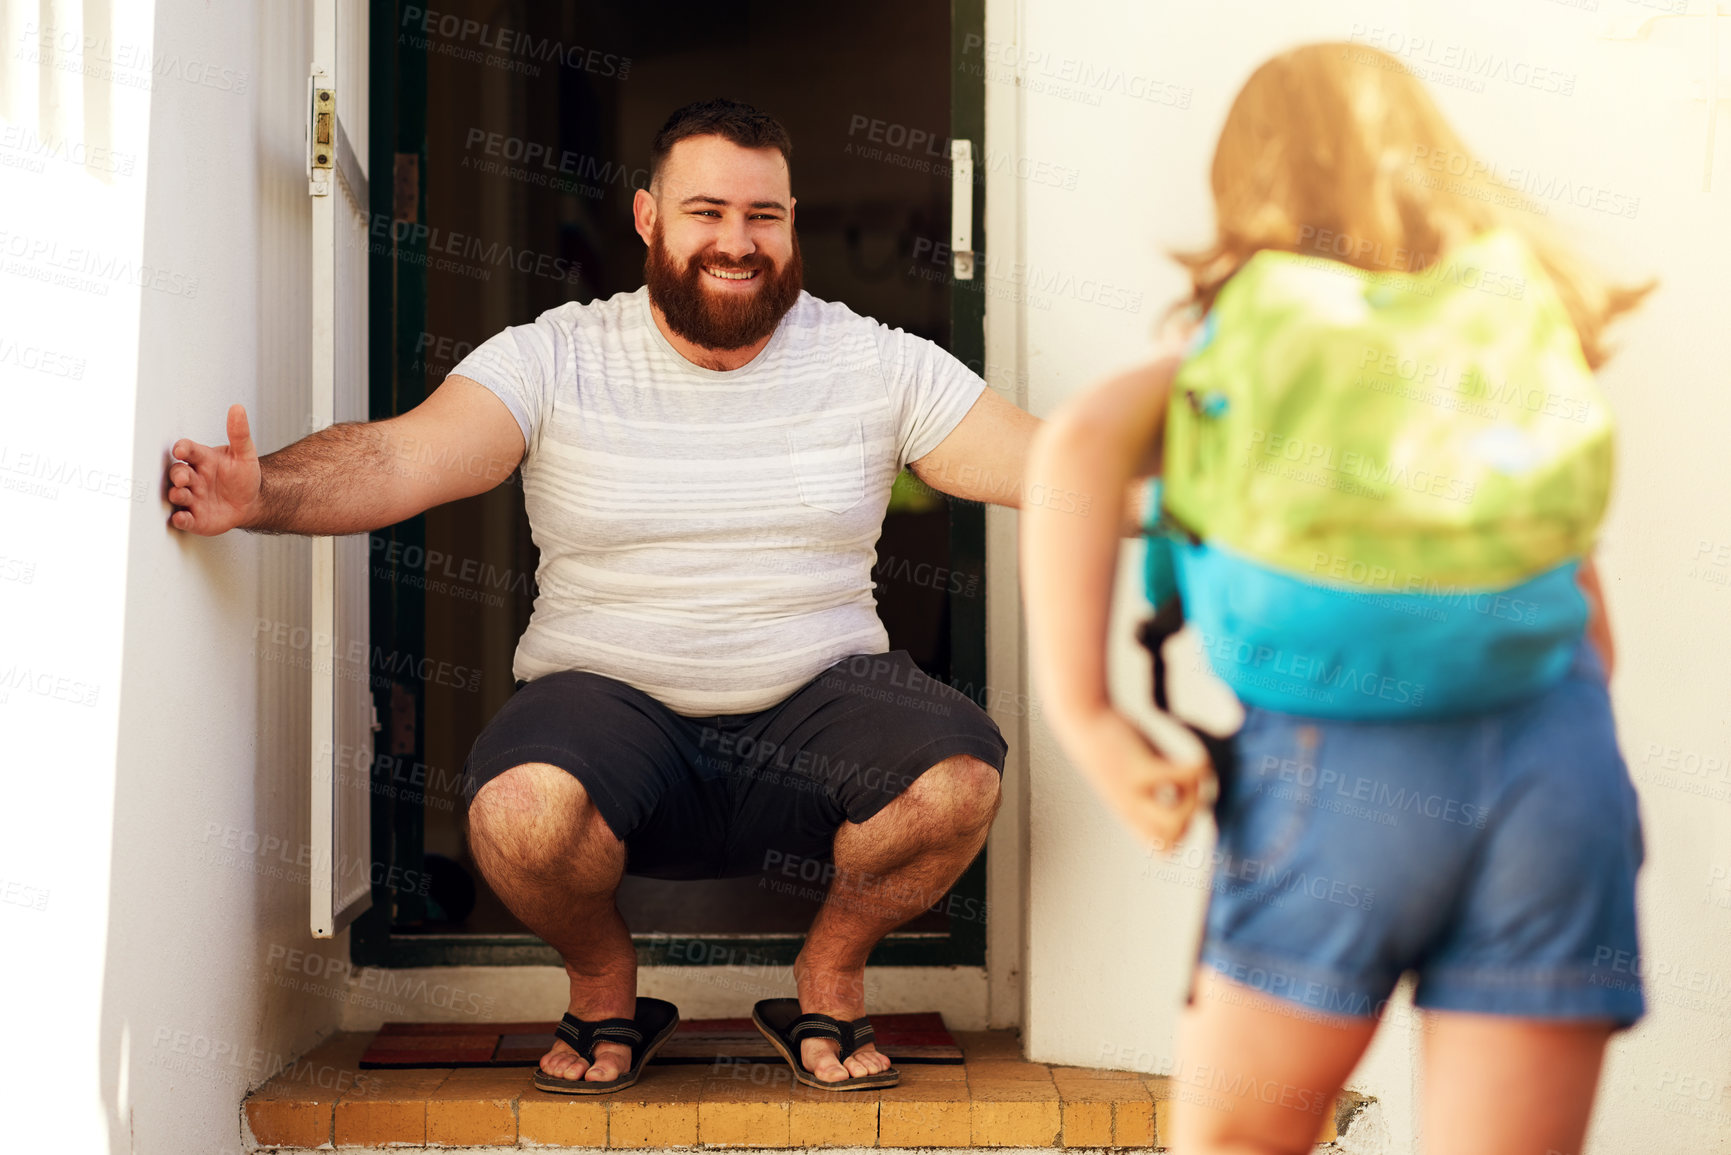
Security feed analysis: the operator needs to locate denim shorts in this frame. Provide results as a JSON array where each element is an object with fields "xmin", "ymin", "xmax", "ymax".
[{"xmin": 1199, "ymin": 640, "xmax": 1647, "ymax": 1027}]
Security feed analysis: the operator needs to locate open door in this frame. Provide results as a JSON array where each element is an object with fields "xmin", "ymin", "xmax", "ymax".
[
  {"xmin": 352, "ymin": 0, "xmax": 989, "ymax": 973},
  {"xmin": 309, "ymin": 0, "xmax": 373, "ymax": 938}
]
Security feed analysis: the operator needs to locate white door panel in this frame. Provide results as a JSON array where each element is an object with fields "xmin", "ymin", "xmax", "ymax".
[{"xmin": 310, "ymin": 0, "xmax": 372, "ymax": 938}]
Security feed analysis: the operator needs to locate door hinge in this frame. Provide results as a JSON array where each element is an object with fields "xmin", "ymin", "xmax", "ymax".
[{"xmin": 307, "ymin": 67, "xmax": 334, "ymax": 197}]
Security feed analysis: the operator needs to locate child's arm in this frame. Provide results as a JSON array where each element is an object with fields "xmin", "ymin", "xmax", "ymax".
[{"xmin": 1020, "ymin": 350, "xmax": 1207, "ymax": 851}]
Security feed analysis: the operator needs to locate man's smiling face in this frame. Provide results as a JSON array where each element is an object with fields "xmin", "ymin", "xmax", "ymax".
[{"xmin": 638, "ymin": 134, "xmax": 803, "ymax": 352}]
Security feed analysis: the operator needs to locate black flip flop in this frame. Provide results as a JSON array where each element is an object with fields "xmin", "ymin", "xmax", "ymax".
[
  {"xmin": 751, "ymin": 998, "xmax": 901, "ymax": 1091},
  {"xmin": 533, "ymin": 996, "xmax": 680, "ymax": 1095}
]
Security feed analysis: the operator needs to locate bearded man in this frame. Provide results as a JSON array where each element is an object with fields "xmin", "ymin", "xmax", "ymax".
[{"xmin": 166, "ymin": 99, "xmax": 1048, "ymax": 1094}]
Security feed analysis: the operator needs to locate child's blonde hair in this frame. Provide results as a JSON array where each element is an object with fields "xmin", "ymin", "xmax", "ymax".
[{"xmin": 1175, "ymin": 42, "xmax": 1653, "ymax": 370}]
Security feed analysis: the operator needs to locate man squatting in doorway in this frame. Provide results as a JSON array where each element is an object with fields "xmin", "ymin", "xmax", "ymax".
[{"xmin": 166, "ymin": 98, "xmax": 1146, "ymax": 1092}]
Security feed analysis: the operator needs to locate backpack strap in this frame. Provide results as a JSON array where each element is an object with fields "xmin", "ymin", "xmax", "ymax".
[
  {"xmin": 1134, "ymin": 601, "xmax": 1236, "ymax": 802},
  {"xmin": 1137, "ymin": 477, "xmax": 1229, "ymax": 774},
  {"xmin": 1137, "ymin": 599, "xmax": 1238, "ymax": 1019},
  {"xmin": 1137, "ymin": 601, "xmax": 1186, "ymax": 715}
]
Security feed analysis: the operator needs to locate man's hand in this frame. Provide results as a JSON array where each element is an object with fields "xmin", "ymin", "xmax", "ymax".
[
  {"xmin": 1059, "ymin": 707, "xmax": 1209, "ymax": 852},
  {"xmin": 168, "ymin": 404, "xmax": 262, "ymax": 535},
  {"xmin": 165, "ymin": 378, "xmax": 524, "ymax": 538}
]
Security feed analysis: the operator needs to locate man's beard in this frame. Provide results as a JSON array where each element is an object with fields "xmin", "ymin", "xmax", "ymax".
[{"xmin": 645, "ymin": 222, "xmax": 804, "ymax": 351}]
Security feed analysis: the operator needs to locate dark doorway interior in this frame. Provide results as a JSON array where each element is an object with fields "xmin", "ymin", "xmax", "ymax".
[{"xmin": 368, "ymin": 0, "xmax": 983, "ymax": 951}]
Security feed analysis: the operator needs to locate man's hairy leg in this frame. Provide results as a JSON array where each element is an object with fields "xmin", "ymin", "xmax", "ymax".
[
  {"xmin": 795, "ymin": 754, "xmax": 1001, "ymax": 1082},
  {"xmin": 467, "ymin": 763, "xmax": 636, "ymax": 1083}
]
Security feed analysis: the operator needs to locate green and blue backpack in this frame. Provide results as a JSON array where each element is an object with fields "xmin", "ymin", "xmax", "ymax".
[{"xmin": 1139, "ymin": 228, "xmax": 1612, "ymax": 721}]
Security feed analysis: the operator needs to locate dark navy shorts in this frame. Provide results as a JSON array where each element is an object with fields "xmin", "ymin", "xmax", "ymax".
[
  {"xmin": 460, "ymin": 650, "xmax": 1008, "ymax": 880},
  {"xmin": 1201, "ymin": 640, "xmax": 1647, "ymax": 1027}
]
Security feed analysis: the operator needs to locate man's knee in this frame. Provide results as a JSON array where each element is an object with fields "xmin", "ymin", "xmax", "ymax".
[
  {"xmin": 910, "ymin": 754, "xmax": 1001, "ymax": 835},
  {"xmin": 467, "ymin": 762, "xmax": 606, "ymax": 859}
]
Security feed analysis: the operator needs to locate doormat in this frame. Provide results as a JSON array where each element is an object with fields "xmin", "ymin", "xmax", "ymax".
[{"xmin": 358, "ymin": 1012, "xmax": 963, "ymax": 1069}]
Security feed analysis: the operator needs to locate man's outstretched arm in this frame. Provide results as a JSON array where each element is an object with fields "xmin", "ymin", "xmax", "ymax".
[
  {"xmin": 909, "ymin": 386, "xmax": 1161, "ymax": 535},
  {"xmin": 167, "ymin": 375, "xmax": 525, "ymax": 536}
]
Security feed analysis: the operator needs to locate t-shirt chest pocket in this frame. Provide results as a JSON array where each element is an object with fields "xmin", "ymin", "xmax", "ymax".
[{"xmin": 785, "ymin": 418, "xmax": 866, "ymax": 514}]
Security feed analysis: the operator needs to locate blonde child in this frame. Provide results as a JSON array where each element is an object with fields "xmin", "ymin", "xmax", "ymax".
[{"xmin": 1022, "ymin": 42, "xmax": 1651, "ymax": 1155}]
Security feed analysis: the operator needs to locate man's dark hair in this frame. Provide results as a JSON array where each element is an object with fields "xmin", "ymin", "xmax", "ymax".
[{"xmin": 648, "ymin": 98, "xmax": 793, "ymax": 190}]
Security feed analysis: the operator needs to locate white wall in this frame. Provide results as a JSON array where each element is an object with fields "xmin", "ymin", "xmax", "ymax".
[
  {"xmin": 1, "ymin": 2, "xmax": 351, "ymax": 1151},
  {"xmin": 7, "ymin": 2, "xmax": 1725, "ymax": 1151},
  {"xmin": 996, "ymin": 1, "xmax": 1731, "ymax": 1152}
]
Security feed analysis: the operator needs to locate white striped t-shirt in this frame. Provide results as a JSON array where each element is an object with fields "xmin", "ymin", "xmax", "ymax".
[{"xmin": 450, "ymin": 286, "xmax": 987, "ymax": 716}]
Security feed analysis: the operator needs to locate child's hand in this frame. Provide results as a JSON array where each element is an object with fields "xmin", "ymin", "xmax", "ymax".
[{"xmin": 1060, "ymin": 707, "xmax": 1210, "ymax": 852}]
